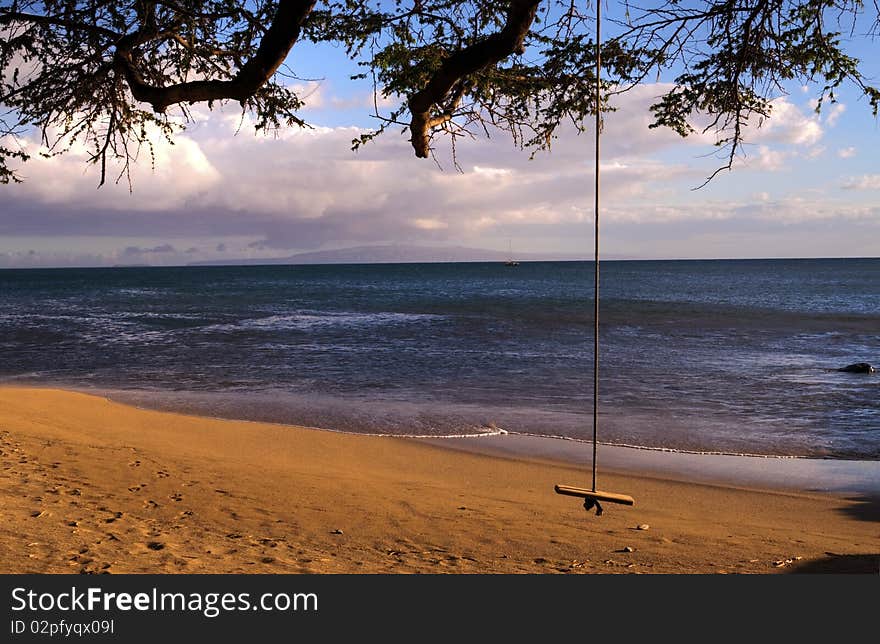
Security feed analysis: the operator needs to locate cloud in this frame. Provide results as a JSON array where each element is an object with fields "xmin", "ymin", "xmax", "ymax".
[
  {"xmin": 837, "ymin": 147, "xmax": 856, "ymax": 158},
  {"xmin": 747, "ymin": 145, "xmax": 788, "ymax": 171},
  {"xmin": 3, "ymin": 85, "xmax": 716, "ymax": 251},
  {"xmin": 752, "ymin": 99, "xmax": 823, "ymax": 146},
  {"xmin": 825, "ymin": 103, "xmax": 846, "ymax": 126},
  {"xmin": 412, "ymin": 218, "xmax": 448, "ymax": 230},
  {"xmin": 0, "ymin": 249, "xmax": 107, "ymax": 268},
  {"xmin": 122, "ymin": 244, "xmax": 176, "ymax": 257},
  {"xmin": 5, "ymin": 126, "xmax": 220, "ymax": 210},
  {"xmin": 842, "ymin": 175, "xmax": 880, "ymax": 190},
  {"xmin": 472, "ymin": 166, "xmax": 513, "ymax": 178},
  {"xmin": 605, "ymin": 196, "xmax": 880, "ymax": 226},
  {"xmin": 0, "ymin": 83, "xmax": 862, "ymax": 265},
  {"xmin": 291, "ymin": 81, "xmax": 329, "ymax": 111}
]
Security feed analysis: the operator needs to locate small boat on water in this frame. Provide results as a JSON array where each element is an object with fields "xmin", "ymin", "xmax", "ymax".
[{"xmin": 504, "ymin": 240, "xmax": 519, "ymax": 266}]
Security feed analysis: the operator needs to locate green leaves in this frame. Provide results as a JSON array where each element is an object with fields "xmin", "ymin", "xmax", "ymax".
[
  {"xmin": 639, "ymin": 0, "xmax": 877, "ymax": 183},
  {"xmin": 1, "ymin": 1, "xmax": 878, "ymax": 183}
]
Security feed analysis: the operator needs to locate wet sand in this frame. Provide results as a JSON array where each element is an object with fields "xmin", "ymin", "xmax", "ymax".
[
  {"xmin": 428, "ymin": 434, "xmax": 880, "ymax": 496},
  {"xmin": 1, "ymin": 388, "xmax": 877, "ymax": 574}
]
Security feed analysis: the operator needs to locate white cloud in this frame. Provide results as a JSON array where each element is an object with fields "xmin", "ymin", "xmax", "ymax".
[
  {"xmin": 747, "ymin": 145, "xmax": 788, "ymax": 171},
  {"xmin": 292, "ymin": 81, "xmax": 327, "ymax": 110},
  {"xmin": 607, "ymin": 196, "xmax": 879, "ymax": 226},
  {"xmin": 837, "ymin": 147, "xmax": 856, "ymax": 158},
  {"xmin": 6, "ymin": 125, "xmax": 220, "ymax": 209},
  {"xmin": 825, "ymin": 103, "xmax": 846, "ymax": 126},
  {"xmin": 472, "ymin": 166, "xmax": 512, "ymax": 178},
  {"xmin": 753, "ymin": 99, "xmax": 823, "ymax": 146},
  {"xmin": 4, "ymin": 86, "xmax": 717, "ymax": 249},
  {"xmin": 0, "ymin": 83, "xmax": 867, "ymax": 264},
  {"xmin": 411, "ymin": 218, "xmax": 448, "ymax": 230},
  {"xmin": 842, "ymin": 175, "xmax": 880, "ymax": 190}
]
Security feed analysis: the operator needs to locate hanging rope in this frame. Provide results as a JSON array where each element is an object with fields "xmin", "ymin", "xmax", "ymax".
[
  {"xmin": 591, "ymin": 0, "xmax": 602, "ymax": 495},
  {"xmin": 553, "ymin": 1, "xmax": 634, "ymax": 515}
]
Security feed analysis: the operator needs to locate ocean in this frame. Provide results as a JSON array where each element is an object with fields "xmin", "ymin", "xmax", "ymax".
[{"xmin": 0, "ymin": 258, "xmax": 877, "ymax": 459}]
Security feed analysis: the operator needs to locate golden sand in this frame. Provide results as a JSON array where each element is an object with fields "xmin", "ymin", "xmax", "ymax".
[{"xmin": 0, "ymin": 388, "xmax": 876, "ymax": 574}]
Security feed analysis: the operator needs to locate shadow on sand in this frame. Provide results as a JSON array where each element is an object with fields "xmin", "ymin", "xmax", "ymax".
[
  {"xmin": 782, "ymin": 494, "xmax": 879, "ymax": 573},
  {"xmin": 835, "ymin": 494, "xmax": 880, "ymax": 523},
  {"xmin": 788, "ymin": 553, "xmax": 879, "ymax": 574}
]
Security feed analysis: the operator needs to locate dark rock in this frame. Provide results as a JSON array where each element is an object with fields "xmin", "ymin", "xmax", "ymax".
[{"xmin": 838, "ymin": 363, "xmax": 875, "ymax": 374}]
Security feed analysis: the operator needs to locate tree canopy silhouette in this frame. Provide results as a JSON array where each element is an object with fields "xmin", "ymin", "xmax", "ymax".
[{"xmin": 1, "ymin": 1, "xmax": 878, "ymax": 185}]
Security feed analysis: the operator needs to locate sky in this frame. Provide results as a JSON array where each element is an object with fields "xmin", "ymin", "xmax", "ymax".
[{"xmin": 1, "ymin": 5, "xmax": 879, "ymax": 268}]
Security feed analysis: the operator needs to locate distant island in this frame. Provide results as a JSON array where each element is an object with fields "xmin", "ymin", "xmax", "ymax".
[{"xmin": 188, "ymin": 244, "xmax": 609, "ymax": 266}]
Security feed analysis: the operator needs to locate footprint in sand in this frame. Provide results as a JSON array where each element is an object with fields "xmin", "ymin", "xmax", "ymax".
[
  {"xmin": 146, "ymin": 541, "xmax": 165, "ymax": 551},
  {"xmin": 169, "ymin": 493, "xmax": 183, "ymax": 502},
  {"xmin": 128, "ymin": 460, "xmax": 141, "ymax": 467},
  {"xmin": 71, "ymin": 554, "xmax": 111, "ymax": 574},
  {"xmin": 66, "ymin": 547, "xmax": 91, "ymax": 565},
  {"xmin": 128, "ymin": 484, "xmax": 144, "ymax": 493},
  {"xmin": 155, "ymin": 470, "xmax": 170, "ymax": 479},
  {"xmin": 142, "ymin": 500, "xmax": 159, "ymax": 509}
]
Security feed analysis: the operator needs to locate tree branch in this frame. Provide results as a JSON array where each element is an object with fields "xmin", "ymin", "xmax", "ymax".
[
  {"xmin": 407, "ymin": 0, "xmax": 541, "ymax": 158},
  {"xmin": 0, "ymin": 9, "xmax": 121, "ymax": 40},
  {"xmin": 113, "ymin": 0, "xmax": 316, "ymax": 113}
]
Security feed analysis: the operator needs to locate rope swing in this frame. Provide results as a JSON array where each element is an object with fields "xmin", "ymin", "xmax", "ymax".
[{"xmin": 554, "ymin": 0, "xmax": 635, "ymax": 516}]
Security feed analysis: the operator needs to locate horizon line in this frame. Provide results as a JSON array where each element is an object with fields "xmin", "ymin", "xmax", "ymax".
[{"xmin": 1, "ymin": 255, "xmax": 878, "ymax": 270}]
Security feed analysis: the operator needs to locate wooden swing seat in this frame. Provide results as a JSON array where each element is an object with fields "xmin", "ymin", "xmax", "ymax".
[{"xmin": 554, "ymin": 484, "xmax": 634, "ymax": 506}]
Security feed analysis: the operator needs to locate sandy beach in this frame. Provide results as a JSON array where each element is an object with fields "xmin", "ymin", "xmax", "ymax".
[{"xmin": 0, "ymin": 387, "xmax": 877, "ymax": 574}]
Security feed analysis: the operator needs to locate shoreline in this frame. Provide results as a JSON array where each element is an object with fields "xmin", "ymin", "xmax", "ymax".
[
  {"xmin": 422, "ymin": 435, "xmax": 880, "ymax": 497},
  {"xmin": 1, "ymin": 387, "xmax": 877, "ymax": 574},
  {"xmin": 6, "ymin": 378, "xmax": 877, "ymax": 461},
  {"xmin": 79, "ymin": 384, "xmax": 880, "ymax": 496}
]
